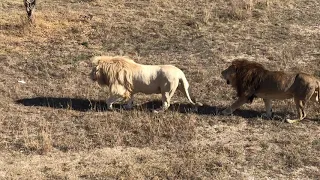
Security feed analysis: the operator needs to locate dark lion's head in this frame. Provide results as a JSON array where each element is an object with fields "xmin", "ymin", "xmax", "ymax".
[
  {"xmin": 222, "ymin": 59, "xmax": 267, "ymax": 100},
  {"xmin": 221, "ymin": 63, "xmax": 237, "ymax": 87}
]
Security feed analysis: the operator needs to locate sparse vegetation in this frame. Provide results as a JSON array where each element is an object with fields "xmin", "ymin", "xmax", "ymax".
[{"xmin": 0, "ymin": 0, "xmax": 319, "ymax": 179}]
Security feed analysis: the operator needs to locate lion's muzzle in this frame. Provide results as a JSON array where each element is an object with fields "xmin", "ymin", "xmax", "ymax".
[{"xmin": 221, "ymin": 72, "xmax": 229, "ymax": 84}]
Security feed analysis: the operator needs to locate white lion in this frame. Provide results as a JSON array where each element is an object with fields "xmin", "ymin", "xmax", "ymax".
[{"xmin": 90, "ymin": 56, "xmax": 199, "ymax": 112}]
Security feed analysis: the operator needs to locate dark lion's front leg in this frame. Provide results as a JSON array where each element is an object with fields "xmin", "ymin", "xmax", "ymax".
[
  {"xmin": 222, "ymin": 96, "xmax": 248, "ymax": 115},
  {"xmin": 262, "ymin": 99, "xmax": 273, "ymax": 119}
]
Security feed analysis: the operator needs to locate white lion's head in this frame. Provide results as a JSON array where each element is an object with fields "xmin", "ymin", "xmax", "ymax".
[{"xmin": 89, "ymin": 56, "xmax": 137, "ymax": 91}]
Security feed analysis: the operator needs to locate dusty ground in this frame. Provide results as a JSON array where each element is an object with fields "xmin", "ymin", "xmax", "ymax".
[{"xmin": 0, "ymin": 0, "xmax": 319, "ymax": 179}]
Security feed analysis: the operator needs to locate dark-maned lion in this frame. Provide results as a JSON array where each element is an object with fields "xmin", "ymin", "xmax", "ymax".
[
  {"xmin": 221, "ymin": 59, "xmax": 320, "ymax": 123},
  {"xmin": 90, "ymin": 56, "xmax": 200, "ymax": 112}
]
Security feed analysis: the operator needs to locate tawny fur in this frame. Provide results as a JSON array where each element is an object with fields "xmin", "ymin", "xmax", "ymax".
[
  {"xmin": 90, "ymin": 56, "xmax": 198, "ymax": 111},
  {"xmin": 221, "ymin": 59, "xmax": 320, "ymax": 123}
]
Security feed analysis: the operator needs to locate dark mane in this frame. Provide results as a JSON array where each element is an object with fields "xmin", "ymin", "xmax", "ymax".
[{"xmin": 232, "ymin": 59, "xmax": 267, "ymax": 100}]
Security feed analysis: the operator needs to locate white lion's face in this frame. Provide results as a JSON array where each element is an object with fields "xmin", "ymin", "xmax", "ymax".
[{"xmin": 90, "ymin": 65, "xmax": 110, "ymax": 86}]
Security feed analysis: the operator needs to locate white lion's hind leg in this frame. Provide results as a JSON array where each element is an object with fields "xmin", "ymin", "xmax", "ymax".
[
  {"xmin": 156, "ymin": 81, "xmax": 178, "ymax": 112},
  {"xmin": 153, "ymin": 92, "xmax": 173, "ymax": 113}
]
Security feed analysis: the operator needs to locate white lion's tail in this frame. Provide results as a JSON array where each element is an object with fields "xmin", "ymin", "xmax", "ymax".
[{"xmin": 180, "ymin": 74, "xmax": 196, "ymax": 105}]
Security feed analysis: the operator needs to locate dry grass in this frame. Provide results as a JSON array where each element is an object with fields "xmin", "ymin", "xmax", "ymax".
[{"xmin": 0, "ymin": 0, "xmax": 319, "ymax": 179}]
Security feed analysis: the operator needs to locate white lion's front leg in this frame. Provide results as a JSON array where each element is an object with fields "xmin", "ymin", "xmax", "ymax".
[
  {"xmin": 107, "ymin": 84, "xmax": 131, "ymax": 110},
  {"xmin": 222, "ymin": 96, "xmax": 247, "ymax": 115}
]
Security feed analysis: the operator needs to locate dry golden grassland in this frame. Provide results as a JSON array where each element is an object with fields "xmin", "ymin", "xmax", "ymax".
[{"xmin": 0, "ymin": 0, "xmax": 319, "ymax": 179}]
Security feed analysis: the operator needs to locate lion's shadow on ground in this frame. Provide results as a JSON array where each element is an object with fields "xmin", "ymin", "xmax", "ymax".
[{"xmin": 16, "ymin": 97, "xmax": 295, "ymax": 120}]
